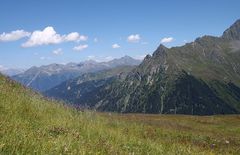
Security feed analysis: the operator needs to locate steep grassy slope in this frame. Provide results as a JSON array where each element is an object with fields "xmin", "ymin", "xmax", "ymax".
[{"xmin": 1, "ymin": 74, "xmax": 240, "ymax": 154}]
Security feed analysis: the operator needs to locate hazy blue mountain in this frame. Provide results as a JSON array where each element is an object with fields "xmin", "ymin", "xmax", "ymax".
[{"xmin": 12, "ymin": 56, "xmax": 141, "ymax": 92}]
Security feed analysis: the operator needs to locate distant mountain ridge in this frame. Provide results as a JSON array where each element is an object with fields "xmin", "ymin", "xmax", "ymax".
[
  {"xmin": 45, "ymin": 66, "xmax": 135, "ymax": 106},
  {"xmin": 12, "ymin": 56, "xmax": 141, "ymax": 91},
  {"xmin": 46, "ymin": 19, "xmax": 240, "ymax": 115}
]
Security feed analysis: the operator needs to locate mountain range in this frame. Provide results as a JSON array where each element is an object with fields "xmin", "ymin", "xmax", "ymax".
[
  {"xmin": 45, "ymin": 19, "xmax": 240, "ymax": 115},
  {"xmin": 45, "ymin": 66, "xmax": 135, "ymax": 106},
  {"xmin": 12, "ymin": 56, "xmax": 141, "ymax": 92}
]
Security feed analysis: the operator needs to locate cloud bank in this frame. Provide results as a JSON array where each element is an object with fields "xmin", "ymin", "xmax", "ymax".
[
  {"xmin": 112, "ymin": 43, "xmax": 120, "ymax": 49},
  {"xmin": 127, "ymin": 34, "xmax": 141, "ymax": 43},
  {"xmin": 0, "ymin": 30, "xmax": 30, "ymax": 42},
  {"xmin": 22, "ymin": 26, "xmax": 87, "ymax": 47},
  {"xmin": 52, "ymin": 48, "xmax": 63, "ymax": 55},
  {"xmin": 161, "ymin": 37, "xmax": 174, "ymax": 43},
  {"xmin": 73, "ymin": 44, "xmax": 88, "ymax": 51}
]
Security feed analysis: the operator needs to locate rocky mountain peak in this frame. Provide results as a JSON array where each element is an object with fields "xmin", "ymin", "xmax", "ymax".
[
  {"xmin": 152, "ymin": 44, "xmax": 168, "ymax": 57},
  {"xmin": 111, "ymin": 55, "xmax": 136, "ymax": 62},
  {"xmin": 222, "ymin": 19, "xmax": 240, "ymax": 40},
  {"xmin": 143, "ymin": 54, "xmax": 152, "ymax": 60},
  {"xmin": 107, "ymin": 55, "xmax": 141, "ymax": 67},
  {"xmin": 122, "ymin": 55, "xmax": 133, "ymax": 59}
]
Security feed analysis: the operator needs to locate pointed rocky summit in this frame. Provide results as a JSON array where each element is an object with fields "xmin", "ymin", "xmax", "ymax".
[{"xmin": 222, "ymin": 19, "xmax": 240, "ymax": 40}]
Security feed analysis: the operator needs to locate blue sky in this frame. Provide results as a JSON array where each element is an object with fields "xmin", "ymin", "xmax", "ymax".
[{"xmin": 0, "ymin": 0, "xmax": 240, "ymax": 69}]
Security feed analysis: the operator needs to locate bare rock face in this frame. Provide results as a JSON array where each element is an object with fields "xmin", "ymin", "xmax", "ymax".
[{"xmin": 222, "ymin": 19, "xmax": 240, "ymax": 40}]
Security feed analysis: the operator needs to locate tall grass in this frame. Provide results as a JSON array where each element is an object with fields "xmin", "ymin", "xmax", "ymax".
[{"xmin": 0, "ymin": 75, "xmax": 240, "ymax": 154}]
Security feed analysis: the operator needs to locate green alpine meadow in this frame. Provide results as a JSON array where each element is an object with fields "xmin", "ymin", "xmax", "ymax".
[{"xmin": 1, "ymin": 74, "xmax": 240, "ymax": 154}]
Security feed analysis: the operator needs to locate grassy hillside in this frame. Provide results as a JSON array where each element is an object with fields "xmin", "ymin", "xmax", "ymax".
[{"xmin": 0, "ymin": 74, "xmax": 240, "ymax": 154}]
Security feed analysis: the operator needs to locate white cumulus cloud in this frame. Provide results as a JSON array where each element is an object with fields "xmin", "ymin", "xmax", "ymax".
[
  {"xmin": 127, "ymin": 34, "xmax": 141, "ymax": 43},
  {"xmin": 73, "ymin": 44, "xmax": 88, "ymax": 51},
  {"xmin": 52, "ymin": 48, "xmax": 63, "ymax": 55},
  {"xmin": 22, "ymin": 27, "xmax": 62, "ymax": 47},
  {"xmin": 161, "ymin": 37, "xmax": 174, "ymax": 43},
  {"xmin": 78, "ymin": 35, "xmax": 88, "ymax": 41},
  {"xmin": 0, "ymin": 30, "xmax": 30, "ymax": 42},
  {"xmin": 112, "ymin": 43, "xmax": 120, "ymax": 49},
  {"xmin": 64, "ymin": 32, "xmax": 87, "ymax": 42},
  {"xmin": 22, "ymin": 26, "xmax": 87, "ymax": 47}
]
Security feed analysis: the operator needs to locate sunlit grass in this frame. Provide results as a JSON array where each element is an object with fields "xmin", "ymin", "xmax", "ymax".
[{"xmin": 0, "ymin": 75, "xmax": 240, "ymax": 154}]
